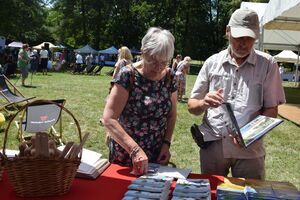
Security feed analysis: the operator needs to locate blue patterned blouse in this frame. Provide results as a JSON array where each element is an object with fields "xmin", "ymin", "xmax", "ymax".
[{"xmin": 109, "ymin": 66, "xmax": 177, "ymax": 165}]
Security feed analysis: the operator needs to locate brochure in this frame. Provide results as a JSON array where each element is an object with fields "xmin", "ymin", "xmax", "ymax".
[
  {"xmin": 147, "ymin": 163, "xmax": 192, "ymax": 179},
  {"xmin": 222, "ymin": 103, "xmax": 283, "ymax": 148}
]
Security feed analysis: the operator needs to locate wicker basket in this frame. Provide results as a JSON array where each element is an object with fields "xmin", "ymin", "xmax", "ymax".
[{"xmin": 1, "ymin": 100, "xmax": 82, "ymax": 197}]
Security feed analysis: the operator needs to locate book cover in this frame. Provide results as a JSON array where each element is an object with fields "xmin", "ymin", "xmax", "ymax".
[{"xmin": 222, "ymin": 103, "xmax": 283, "ymax": 148}]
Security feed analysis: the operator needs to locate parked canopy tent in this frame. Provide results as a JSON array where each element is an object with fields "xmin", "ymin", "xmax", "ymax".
[
  {"xmin": 33, "ymin": 42, "xmax": 58, "ymax": 49},
  {"xmin": 130, "ymin": 47, "xmax": 141, "ymax": 54},
  {"xmin": 262, "ymin": 0, "xmax": 300, "ymax": 84},
  {"xmin": 99, "ymin": 46, "xmax": 118, "ymax": 54},
  {"xmin": 241, "ymin": 0, "xmax": 300, "ymax": 84},
  {"xmin": 241, "ymin": 1, "xmax": 300, "ymax": 51},
  {"xmin": 274, "ymin": 50, "xmax": 299, "ymax": 63},
  {"xmin": 74, "ymin": 44, "xmax": 97, "ymax": 54},
  {"xmin": 261, "ymin": 0, "xmax": 300, "ymax": 51},
  {"xmin": 8, "ymin": 41, "xmax": 23, "ymax": 48}
]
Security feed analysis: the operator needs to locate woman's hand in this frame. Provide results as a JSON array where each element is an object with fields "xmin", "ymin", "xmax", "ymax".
[
  {"xmin": 156, "ymin": 144, "xmax": 171, "ymax": 165},
  {"xmin": 131, "ymin": 147, "xmax": 148, "ymax": 175}
]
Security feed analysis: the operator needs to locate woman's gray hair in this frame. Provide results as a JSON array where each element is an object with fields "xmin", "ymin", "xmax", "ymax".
[{"xmin": 141, "ymin": 27, "xmax": 175, "ymax": 60}]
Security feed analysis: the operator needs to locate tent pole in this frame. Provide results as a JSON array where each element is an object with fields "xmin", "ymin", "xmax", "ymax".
[
  {"xmin": 258, "ymin": 26, "xmax": 264, "ymax": 51},
  {"xmin": 296, "ymin": 47, "xmax": 300, "ymax": 87}
]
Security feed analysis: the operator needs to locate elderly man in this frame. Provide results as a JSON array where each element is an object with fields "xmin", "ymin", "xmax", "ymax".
[{"xmin": 188, "ymin": 8, "xmax": 285, "ymax": 179}]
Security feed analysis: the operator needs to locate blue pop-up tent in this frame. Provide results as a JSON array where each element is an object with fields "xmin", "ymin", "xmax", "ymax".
[
  {"xmin": 130, "ymin": 47, "xmax": 141, "ymax": 54},
  {"xmin": 98, "ymin": 46, "xmax": 119, "ymax": 66},
  {"xmin": 74, "ymin": 44, "xmax": 97, "ymax": 54},
  {"xmin": 99, "ymin": 46, "xmax": 118, "ymax": 54}
]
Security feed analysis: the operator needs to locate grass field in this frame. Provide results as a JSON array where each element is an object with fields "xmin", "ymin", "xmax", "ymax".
[{"xmin": 1, "ymin": 67, "xmax": 299, "ymax": 189}]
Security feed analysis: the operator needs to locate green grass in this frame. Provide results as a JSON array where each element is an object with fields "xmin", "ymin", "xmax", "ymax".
[{"xmin": 1, "ymin": 69, "xmax": 299, "ymax": 189}]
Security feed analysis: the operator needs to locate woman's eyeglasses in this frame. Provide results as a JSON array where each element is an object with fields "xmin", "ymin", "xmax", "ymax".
[{"xmin": 143, "ymin": 56, "xmax": 170, "ymax": 67}]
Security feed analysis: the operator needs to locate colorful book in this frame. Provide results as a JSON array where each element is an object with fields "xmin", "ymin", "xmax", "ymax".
[{"xmin": 222, "ymin": 103, "xmax": 283, "ymax": 148}]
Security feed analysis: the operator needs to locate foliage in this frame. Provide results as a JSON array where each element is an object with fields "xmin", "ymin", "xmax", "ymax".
[
  {"xmin": 0, "ymin": 0, "xmax": 53, "ymax": 44},
  {"xmin": 0, "ymin": 0, "xmax": 268, "ymax": 60}
]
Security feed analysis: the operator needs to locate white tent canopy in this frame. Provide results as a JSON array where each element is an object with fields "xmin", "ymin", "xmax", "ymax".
[
  {"xmin": 242, "ymin": 1, "xmax": 300, "ymax": 51},
  {"xmin": 33, "ymin": 42, "xmax": 58, "ymax": 49},
  {"xmin": 262, "ymin": 0, "xmax": 300, "ymax": 83},
  {"xmin": 241, "ymin": 0, "xmax": 300, "ymax": 83},
  {"xmin": 262, "ymin": 0, "xmax": 300, "ymax": 51},
  {"xmin": 8, "ymin": 41, "xmax": 23, "ymax": 48},
  {"xmin": 274, "ymin": 50, "xmax": 299, "ymax": 63}
]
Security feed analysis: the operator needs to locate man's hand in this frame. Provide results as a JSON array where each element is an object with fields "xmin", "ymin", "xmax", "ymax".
[
  {"xmin": 229, "ymin": 134, "xmax": 242, "ymax": 148},
  {"xmin": 188, "ymin": 88, "xmax": 224, "ymax": 115},
  {"xmin": 203, "ymin": 88, "xmax": 224, "ymax": 108}
]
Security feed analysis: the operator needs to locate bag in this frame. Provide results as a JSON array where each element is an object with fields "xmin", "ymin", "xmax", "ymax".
[{"xmin": 190, "ymin": 124, "xmax": 213, "ymax": 149}]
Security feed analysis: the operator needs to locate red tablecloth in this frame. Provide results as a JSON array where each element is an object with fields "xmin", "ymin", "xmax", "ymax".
[{"xmin": 0, "ymin": 164, "xmax": 224, "ymax": 200}]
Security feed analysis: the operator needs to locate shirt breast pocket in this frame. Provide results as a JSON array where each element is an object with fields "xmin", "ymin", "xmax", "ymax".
[
  {"xmin": 244, "ymin": 82, "xmax": 263, "ymax": 107},
  {"xmin": 209, "ymin": 74, "xmax": 225, "ymax": 91}
]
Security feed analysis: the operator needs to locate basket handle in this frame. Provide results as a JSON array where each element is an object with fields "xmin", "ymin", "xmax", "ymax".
[{"xmin": 2, "ymin": 99, "xmax": 82, "ymax": 156}]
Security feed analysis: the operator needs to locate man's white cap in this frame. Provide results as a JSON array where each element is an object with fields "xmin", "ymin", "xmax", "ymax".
[{"xmin": 228, "ymin": 8, "xmax": 259, "ymax": 39}]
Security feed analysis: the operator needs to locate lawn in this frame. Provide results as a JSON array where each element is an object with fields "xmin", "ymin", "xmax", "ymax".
[{"xmin": 1, "ymin": 68, "xmax": 299, "ymax": 189}]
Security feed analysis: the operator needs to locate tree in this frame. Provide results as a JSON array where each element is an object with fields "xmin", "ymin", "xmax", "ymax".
[{"xmin": 0, "ymin": 0, "xmax": 53, "ymax": 44}]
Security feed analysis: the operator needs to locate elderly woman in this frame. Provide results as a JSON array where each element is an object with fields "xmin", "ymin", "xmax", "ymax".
[
  {"xmin": 112, "ymin": 46, "xmax": 133, "ymax": 79},
  {"xmin": 102, "ymin": 27, "xmax": 177, "ymax": 175}
]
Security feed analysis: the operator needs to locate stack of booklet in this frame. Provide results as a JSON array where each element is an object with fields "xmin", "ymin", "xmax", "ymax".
[
  {"xmin": 217, "ymin": 178, "xmax": 245, "ymax": 199},
  {"xmin": 172, "ymin": 179, "xmax": 211, "ymax": 200},
  {"xmin": 122, "ymin": 175, "xmax": 173, "ymax": 200},
  {"xmin": 217, "ymin": 177, "xmax": 300, "ymax": 200}
]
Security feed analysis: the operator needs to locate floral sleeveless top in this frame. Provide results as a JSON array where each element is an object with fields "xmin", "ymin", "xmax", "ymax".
[{"xmin": 110, "ymin": 66, "xmax": 177, "ymax": 165}]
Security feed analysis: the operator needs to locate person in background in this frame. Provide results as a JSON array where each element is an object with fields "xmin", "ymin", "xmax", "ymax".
[
  {"xmin": 74, "ymin": 52, "xmax": 83, "ymax": 73},
  {"xmin": 17, "ymin": 44, "xmax": 30, "ymax": 86},
  {"xmin": 100, "ymin": 54, "xmax": 105, "ymax": 66},
  {"xmin": 102, "ymin": 27, "xmax": 177, "ymax": 175},
  {"xmin": 188, "ymin": 8, "xmax": 285, "ymax": 179},
  {"xmin": 171, "ymin": 54, "xmax": 182, "ymax": 72},
  {"xmin": 175, "ymin": 56, "xmax": 191, "ymax": 102},
  {"xmin": 30, "ymin": 49, "xmax": 39, "ymax": 74},
  {"xmin": 279, "ymin": 63, "xmax": 285, "ymax": 77},
  {"xmin": 112, "ymin": 46, "xmax": 133, "ymax": 79},
  {"xmin": 39, "ymin": 46, "xmax": 48, "ymax": 75},
  {"xmin": 85, "ymin": 53, "xmax": 94, "ymax": 74}
]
